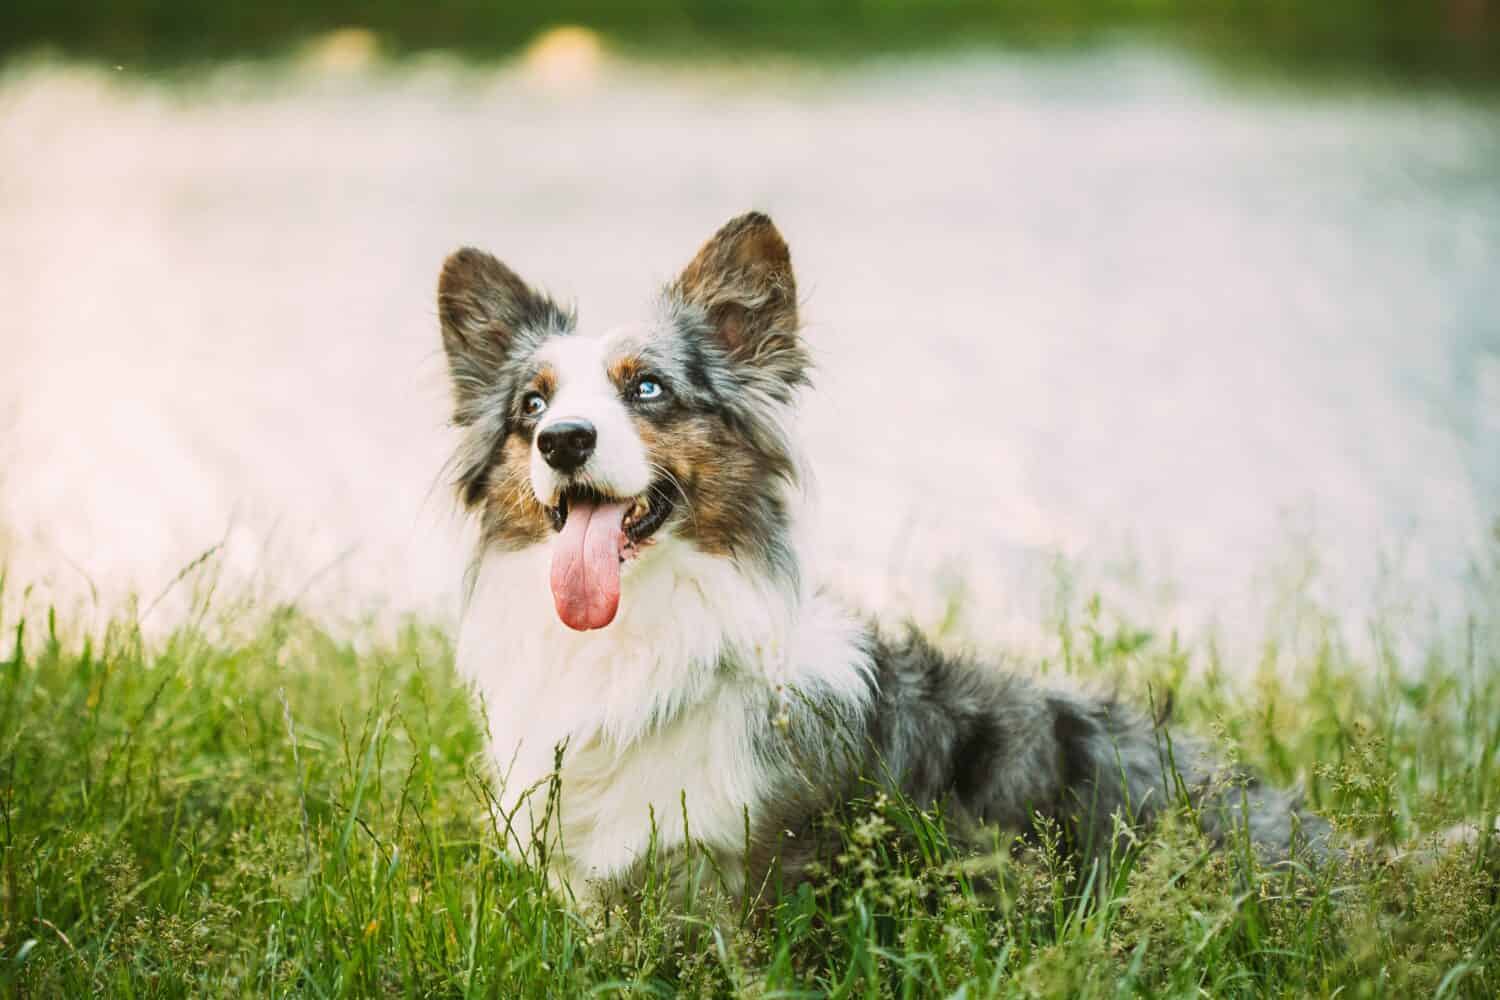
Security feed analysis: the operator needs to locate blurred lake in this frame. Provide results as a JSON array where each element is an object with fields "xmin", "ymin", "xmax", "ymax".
[{"xmin": 2, "ymin": 43, "xmax": 1498, "ymax": 655}]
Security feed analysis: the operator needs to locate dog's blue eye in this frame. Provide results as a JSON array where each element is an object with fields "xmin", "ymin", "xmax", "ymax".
[
  {"xmin": 635, "ymin": 379, "xmax": 664, "ymax": 401},
  {"xmin": 522, "ymin": 392, "xmax": 548, "ymax": 416}
]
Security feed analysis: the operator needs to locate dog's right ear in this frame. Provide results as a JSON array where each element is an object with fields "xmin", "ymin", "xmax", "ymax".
[
  {"xmin": 670, "ymin": 212, "xmax": 808, "ymax": 394},
  {"xmin": 438, "ymin": 248, "xmax": 553, "ymax": 423}
]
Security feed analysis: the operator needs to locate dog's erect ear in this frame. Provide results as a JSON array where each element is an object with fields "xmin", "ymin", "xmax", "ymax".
[
  {"xmin": 671, "ymin": 212, "xmax": 808, "ymax": 389},
  {"xmin": 438, "ymin": 248, "xmax": 554, "ymax": 423}
]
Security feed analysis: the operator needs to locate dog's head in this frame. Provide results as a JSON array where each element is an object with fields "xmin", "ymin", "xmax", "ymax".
[{"xmin": 439, "ymin": 212, "xmax": 809, "ymax": 631}]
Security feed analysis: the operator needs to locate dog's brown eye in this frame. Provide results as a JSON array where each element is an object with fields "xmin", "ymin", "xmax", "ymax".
[{"xmin": 522, "ymin": 392, "xmax": 548, "ymax": 417}]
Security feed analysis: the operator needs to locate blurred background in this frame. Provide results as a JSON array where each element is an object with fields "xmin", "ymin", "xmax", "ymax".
[{"xmin": 1, "ymin": 3, "xmax": 1498, "ymax": 658}]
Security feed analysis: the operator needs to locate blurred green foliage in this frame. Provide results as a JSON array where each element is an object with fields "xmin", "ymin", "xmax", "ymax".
[{"xmin": 2, "ymin": 0, "xmax": 1498, "ymax": 83}]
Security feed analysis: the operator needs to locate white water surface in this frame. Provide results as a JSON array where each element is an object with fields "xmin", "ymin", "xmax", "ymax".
[{"xmin": 2, "ymin": 48, "xmax": 1497, "ymax": 655}]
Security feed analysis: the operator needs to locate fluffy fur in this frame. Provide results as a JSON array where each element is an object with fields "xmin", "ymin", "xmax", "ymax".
[{"xmin": 439, "ymin": 212, "xmax": 1329, "ymax": 904}]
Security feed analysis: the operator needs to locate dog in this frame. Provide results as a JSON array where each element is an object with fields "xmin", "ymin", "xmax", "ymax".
[{"xmin": 437, "ymin": 212, "xmax": 1329, "ymax": 904}]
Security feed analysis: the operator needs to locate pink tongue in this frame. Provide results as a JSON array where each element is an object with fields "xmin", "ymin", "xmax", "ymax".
[{"xmin": 549, "ymin": 501, "xmax": 631, "ymax": 631}]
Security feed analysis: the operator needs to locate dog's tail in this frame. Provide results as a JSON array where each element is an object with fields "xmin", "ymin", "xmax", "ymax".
[{"xmin": 868, "ymin": 627, "xmax": 1333, "ymax": 869}]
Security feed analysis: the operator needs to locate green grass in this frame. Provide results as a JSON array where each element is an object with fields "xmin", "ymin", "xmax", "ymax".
[{"xmin": 1, "ymin": 566, "xmax": 1498, "ymax": 997}]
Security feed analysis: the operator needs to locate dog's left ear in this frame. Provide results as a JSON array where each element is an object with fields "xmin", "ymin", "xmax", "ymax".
[
  {"xmin": 671, "ymin": 212, "xmax": 808, "ymax": 389},
  {"xmin": 438, "ymin": 247, "xmax": 559, "ymax": 425}
]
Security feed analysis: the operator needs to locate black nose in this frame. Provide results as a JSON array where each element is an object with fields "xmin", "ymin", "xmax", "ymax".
[{"xmin": 537, "ymin": 419, "xmax": 597, "ymax": 472}]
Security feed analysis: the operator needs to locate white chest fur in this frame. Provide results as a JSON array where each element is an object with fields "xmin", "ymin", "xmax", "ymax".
[{"xmin": 456, "ymin": 536, "xmax": 870, "ymax": 887}]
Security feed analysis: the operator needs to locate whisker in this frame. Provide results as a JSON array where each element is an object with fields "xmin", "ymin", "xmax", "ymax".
[{"xmin": 649, "ymin": 463, "xmax": 700, "ymax": 533}]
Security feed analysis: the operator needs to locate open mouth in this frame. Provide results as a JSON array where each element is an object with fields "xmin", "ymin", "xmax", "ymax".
[
  {"xmin": 544, "ymin": 480, "xmax": 678, "ymax": 632},
  {"xmin": 545, "ymin": 481, "xmax": 676, "ymax": 547}
]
